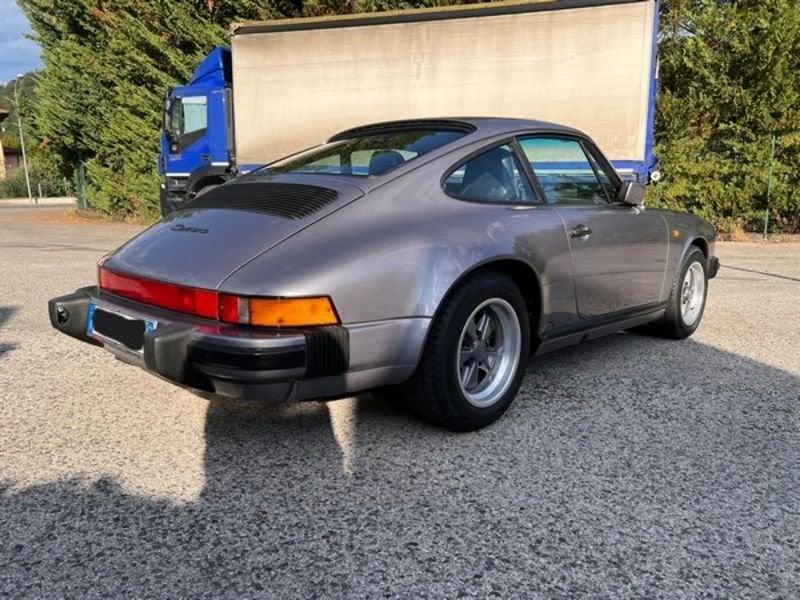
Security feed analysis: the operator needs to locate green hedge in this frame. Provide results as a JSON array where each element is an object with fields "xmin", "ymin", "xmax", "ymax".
[{"xmin": 654, "ymin": 0, "xmax": 800, "ymax": 234}]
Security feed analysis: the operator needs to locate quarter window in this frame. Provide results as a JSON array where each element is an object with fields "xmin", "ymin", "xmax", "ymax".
[
  {"xmin": 518, "ymin": 137, "xmax": 609, "ymax": 205},
  {"xmin": 444, "ymin": 144, "xmax": 535, "ymax": 204}
]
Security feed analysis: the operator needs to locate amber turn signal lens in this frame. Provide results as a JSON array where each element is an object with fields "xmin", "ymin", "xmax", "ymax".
[{"xmin": 248, "ymin": 297, "xmax": 339, "ymax": 328}]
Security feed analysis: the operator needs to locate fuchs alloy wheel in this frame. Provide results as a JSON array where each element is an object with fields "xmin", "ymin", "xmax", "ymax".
[
  {"xmin": 401, "ymin": 272, "xmax": 530, "ymax": 431},
  {"xmin": 456, "ymin": 298, "xmax": 522, "ymax": 408},
  {"xmin": 680, "ymin": 261, "xmax": 706, "ymax": 327},
  {"xmin": 648, "ymin": 246, "xmax": 708, "ymax": 339}
]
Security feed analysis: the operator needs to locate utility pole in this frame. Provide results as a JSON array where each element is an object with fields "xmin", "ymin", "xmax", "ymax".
[
  {"xmin": 14, "ymin": 74, "xmax": 34, "ymax": 204},
  {"xmin": 763, "ymin": 134, "xmax": 776, "ymax": 239}
]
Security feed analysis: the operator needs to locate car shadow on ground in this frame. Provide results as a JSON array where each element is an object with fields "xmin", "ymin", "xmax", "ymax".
[{"xmin": 2, "ymin": 333, "xmax": 798, "ymax": 597}]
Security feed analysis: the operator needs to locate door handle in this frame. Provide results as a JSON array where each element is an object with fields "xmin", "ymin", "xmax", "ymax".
[
  {"xmin": 570, "ymin": 225, "xmax": 592, "ymax": 238},
  {"xmin": 201, "ymin": 154, "xmax": 210, "ymax": 162}
]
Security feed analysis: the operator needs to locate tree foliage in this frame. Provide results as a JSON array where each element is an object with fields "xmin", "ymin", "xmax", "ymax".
[
  {"xmin": 0, "ymin": 72, "xmax": 37, "ymax": 150},
  {"xmin": 655, "ymin": 0, "xmax": 800, "ymax": 233},
  {"xmin": 0, "ymin": 71, "xmax": 71, "ymax": 199}
]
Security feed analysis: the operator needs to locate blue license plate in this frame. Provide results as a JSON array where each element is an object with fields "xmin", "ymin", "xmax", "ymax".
[{"xmin": 87, "ymin": 302, "xmax": 157, "ymax": 351}]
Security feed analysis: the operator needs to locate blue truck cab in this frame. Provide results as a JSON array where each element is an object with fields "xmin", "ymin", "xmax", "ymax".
[{"xmin": 159, "ymin": 47, "xmax": 235, "ymax": 215}]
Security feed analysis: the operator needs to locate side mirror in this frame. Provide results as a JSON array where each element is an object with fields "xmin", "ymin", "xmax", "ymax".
[{"xmin": 618, "ymin": 181, "xmax": 646, "ymax": 207}]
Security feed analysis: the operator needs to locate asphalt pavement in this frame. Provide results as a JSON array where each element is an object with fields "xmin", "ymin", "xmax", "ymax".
[{"xmin": 1, "ymin": 207, "xmax": 798, "ymax": 598}]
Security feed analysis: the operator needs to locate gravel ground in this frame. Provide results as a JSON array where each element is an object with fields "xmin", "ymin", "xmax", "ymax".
[{"xmin": 1, "ymin": 207, "xmax": 798, "ymax": 598}]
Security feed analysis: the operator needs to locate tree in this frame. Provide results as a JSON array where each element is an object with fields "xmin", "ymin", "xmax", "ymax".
[
  {"xmin": 0, "ymin": 72, "xmax": 37, "ymax": 136},
  {"xmin": 655, "ymin": 0, "xmax": 800, "ymax": 233}
]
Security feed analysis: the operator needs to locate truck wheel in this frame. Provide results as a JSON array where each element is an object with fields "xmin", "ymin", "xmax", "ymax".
[
  {"xmin": 401, "ymin": 272, "xmax": 530, "ymax": 431},
  {"xmin": 645, "ymin": 246, "xmax": 708, "ymax": 339}
]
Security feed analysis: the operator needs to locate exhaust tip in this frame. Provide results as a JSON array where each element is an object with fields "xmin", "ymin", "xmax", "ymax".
[{"xmin": 56, "ymin": 304, "xmax": 70, "ymax": 325}]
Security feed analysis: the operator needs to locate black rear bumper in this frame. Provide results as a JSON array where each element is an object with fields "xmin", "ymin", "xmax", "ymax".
[{"xmin": 48, "ymin": 288, "xmax": 349, "ymax": 398}]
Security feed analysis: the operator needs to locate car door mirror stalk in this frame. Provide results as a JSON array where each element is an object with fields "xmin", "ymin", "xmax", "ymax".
[{"xmin": 618, "ymin": 181, "xmax": 646, "ymax": 207}]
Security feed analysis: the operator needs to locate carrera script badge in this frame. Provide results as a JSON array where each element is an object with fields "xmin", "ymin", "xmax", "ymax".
[{"xmin": 171, "ymin": 223, "xmax": 209, "ymax": 234}]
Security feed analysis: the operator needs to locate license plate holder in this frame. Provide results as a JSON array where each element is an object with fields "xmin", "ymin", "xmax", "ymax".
[{"xmin": 87, "ymin": 302, "xmax": 157, "ymax": 352}]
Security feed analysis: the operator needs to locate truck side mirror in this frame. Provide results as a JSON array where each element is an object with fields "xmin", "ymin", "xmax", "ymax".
[
  {"xmin": 618, "ymin": 181, "xmax": 646, "ymax": 207},
  {"xmin": 164, "ymin": 97, "xmax": 182, "ymax": 153}
]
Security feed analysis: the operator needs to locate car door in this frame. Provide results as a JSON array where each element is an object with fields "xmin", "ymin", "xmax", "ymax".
[{"xmin": 517, "ymin": 135, "xmax": 669, "ymax": 319}]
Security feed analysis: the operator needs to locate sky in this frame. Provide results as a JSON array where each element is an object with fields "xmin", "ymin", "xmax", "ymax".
[{"xmin": 0, "ymin": 1, "xmax": 42, "ymax": 85}]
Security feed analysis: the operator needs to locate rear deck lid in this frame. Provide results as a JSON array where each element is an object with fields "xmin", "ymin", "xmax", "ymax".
[{"xmin": 104, "ymin": 177, "xmax": 363, "ymax": 290}]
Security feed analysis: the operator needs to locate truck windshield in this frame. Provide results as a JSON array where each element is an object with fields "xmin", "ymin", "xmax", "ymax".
[{"xmin": 262, "ymin": 129, "xmax": 467, "ymax": 177}]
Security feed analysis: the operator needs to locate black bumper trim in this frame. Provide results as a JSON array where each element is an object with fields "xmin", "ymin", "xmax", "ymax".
[
  {"xmin": 190, "ymin": 345, "xmax": 305, "ymax": 372},
  {"xmin": 47, "ymin": 287, "xmax": 102, "ymax": 346},
  {"xmin": 305, "ymin": 326, "xmax": 349, "ymax": 377},
  {"xmin": 143, "ymin": 324, "xmax": 205, "ymax": 389}
]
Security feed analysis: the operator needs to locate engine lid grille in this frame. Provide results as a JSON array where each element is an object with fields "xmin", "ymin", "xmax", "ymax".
[{"xmin": 188, "ymin": 182, "xmax": 340, "ymax": 220}]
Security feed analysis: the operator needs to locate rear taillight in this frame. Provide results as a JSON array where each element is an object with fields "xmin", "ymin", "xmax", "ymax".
[
  {"xmin": 218, "ymin": 295, "xmax": 339, "ymax": 327},
  {"xmin": 98, "ymin": 266, "xmax": 339, "ymax": 328}
]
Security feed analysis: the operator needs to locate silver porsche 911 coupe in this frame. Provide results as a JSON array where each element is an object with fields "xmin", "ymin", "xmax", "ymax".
[{"xmin": 49, "ymin": 118, "xmax": 718, "ymax": 431}]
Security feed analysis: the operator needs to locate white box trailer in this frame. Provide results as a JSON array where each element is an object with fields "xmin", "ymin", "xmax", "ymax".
[
  {"xmin": 232, "ymin": 0, "xmax": 658, "ymax": 178},
  {"xmin": 159, "ymin": 0, "xmax": 658, "ymax": 213}
]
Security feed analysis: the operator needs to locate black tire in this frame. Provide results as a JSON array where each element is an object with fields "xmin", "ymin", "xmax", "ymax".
[
  {"xmin": 400, "ymin": 272, "xmax": 530, "ymax": 432},
  {"xmin": 645, "ymin": 246, "xmax": 708, "ymax": 339}
]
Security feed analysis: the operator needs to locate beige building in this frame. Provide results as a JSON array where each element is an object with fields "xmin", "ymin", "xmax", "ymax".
[{"xmin": 0, "ymin": 108, "xmax": 22, "ymax": 180}]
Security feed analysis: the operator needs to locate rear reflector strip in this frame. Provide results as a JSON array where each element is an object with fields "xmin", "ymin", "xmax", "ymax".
[{"xmin": 99, "ymin": 268, "xmax": 219, "ymax": 320}]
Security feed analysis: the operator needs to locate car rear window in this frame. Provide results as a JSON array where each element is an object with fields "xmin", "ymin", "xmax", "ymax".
[{"xmin": 263, "ymin": 129, "xmax": 467, "ymax": 177}]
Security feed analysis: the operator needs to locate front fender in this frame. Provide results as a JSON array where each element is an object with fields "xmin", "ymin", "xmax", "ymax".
[{"xmin": 660, "ymin": 210, "xmax": 717, "ymax": 279}]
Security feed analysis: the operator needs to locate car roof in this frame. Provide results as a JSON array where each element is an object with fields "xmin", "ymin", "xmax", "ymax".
[{"xmin": 328, "ymin": 117, "xmax": 584, "ymax": 143}]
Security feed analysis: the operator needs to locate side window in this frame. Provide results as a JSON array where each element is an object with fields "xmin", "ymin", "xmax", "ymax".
[
  {"xmin": 444, "ymin": 144, "xmax": 535, "ymax": 204},
  {"xmin": 166, "ymin": 96, "xmax": 207, "ymax": 154},
  {"xmin": 180, "ymin": 96, "xmax": 208, "ymax": 135},
  {"xmin": 518, "ymin": 137, "xmax": 609, "ymax": 205}
]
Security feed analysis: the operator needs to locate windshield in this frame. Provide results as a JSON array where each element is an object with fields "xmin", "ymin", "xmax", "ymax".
[{"xmin": 262, "ymin": 129, "xmax": 467, "ymax": 177}]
